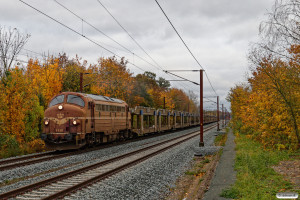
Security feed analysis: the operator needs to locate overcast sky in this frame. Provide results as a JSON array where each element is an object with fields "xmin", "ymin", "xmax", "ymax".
[{"xmin": 0, "ymin": 0, "xmax": 275, "ymax": 110}]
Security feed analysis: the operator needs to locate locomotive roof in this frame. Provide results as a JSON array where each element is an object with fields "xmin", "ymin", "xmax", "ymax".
[{"xmin": 83, "ymin": 93, "xmax": 125, "ymax": 104}]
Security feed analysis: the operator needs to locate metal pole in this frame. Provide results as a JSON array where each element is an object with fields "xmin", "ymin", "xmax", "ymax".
[
  {"xmin": 217, "ymin": 96, "xmax": 220, "ymax": 131},
  {"xmin": 80, "ymin": 72, "xmax": 83, "ymax": 93},
  {"xmin": 199, "ymin": 70, "xmax": 204, "ymax": 147},
  {"xmin": 222, "ymin": 104, "xmax": 224, "ymax": 127},
  {"xmin": 225, "ymin": 108, "xmax": 227, "ymax": 125},
  {"xmin": 163, "ymin": 97, "xmax": 166, "ymax": 109}
]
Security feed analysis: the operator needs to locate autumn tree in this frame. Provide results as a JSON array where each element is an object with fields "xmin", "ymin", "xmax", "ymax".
[
  {"xmin": 131, "ymin": 71, "xmax": 173, "ymax": 108},
  {"xmin": 0, "ymin": 68, "xmax": 44, "ymax": 157},
  {"xmin": 250, "ymin": 55, "xmax": 299, "ymax": 148},
  {"xmin": 0, "ymin": 26, "xmax": 30, "ymax": 78},
  {"xmin": 228, "ymin": 46, "xmax": 300, "ymax": 150},
  {"xmin": 231, "ymin": 0, "xmax": 300, "ymax": 150},
  {"xmin": 131, "ymin": 72, "xmax": 156, "ymax": 107},
  {"xmin": 157, "ymin": 77, "xmax": 171, "ymax": 90},
  {"xmin": 248, "ymin": 0, "xmax": 300, "ymax": 63},
  {"xmin": 88, "ymin": 57, "xmax": 133, "ymax": 103},
  {"xmin": 168, "ymin": 88, "xmax": 190, "ymax": 111},
  {"xmin": 26, "ymin": 57, "xmax": 64, "ymax": 107},
  {"xmin": 62, "ymin": 55, "xmax": 86, "ymax": 92}
]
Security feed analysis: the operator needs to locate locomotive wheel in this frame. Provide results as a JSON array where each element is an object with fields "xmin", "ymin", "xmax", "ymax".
[{"xmin": 86, "ymin": 134, "xmax": 95, "ymax": 147}]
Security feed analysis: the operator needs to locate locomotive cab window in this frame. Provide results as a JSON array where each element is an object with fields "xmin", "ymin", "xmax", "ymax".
[
  {"xmin": 49, "ymin": 95, "xmax": 64, "ymax": 107},
  {"xmin": 67, "ymin": 95, "xmax": 85, "ymax": 107}
]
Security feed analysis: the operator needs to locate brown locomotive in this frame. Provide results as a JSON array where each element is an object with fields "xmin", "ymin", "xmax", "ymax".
[{"xmin": 41, "ymin": 92, "xmax": 216, "ymax": 150}]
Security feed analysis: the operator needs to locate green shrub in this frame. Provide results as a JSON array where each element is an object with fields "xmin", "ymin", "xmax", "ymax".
[{"xmin": 0, "ymin": 134, "xmax": 22, "ymax": 158}]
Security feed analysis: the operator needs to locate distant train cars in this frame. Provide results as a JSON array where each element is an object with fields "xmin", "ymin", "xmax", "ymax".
[{"xmin": 41, "ymin": 92, "xmax": 216, "ymax": 150}]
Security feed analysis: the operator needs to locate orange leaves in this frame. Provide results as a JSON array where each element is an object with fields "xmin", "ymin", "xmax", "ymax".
[
  {"xmin": 228, "ymin": 45, "xmax": 300, "ymax": 150},
  {"xmin": 89, "ymin": 57, "xmax": 134, "ymax": 102},
  {"xmin": 0, "ymin": 56, "xmax": 63, "ymax": 157},
  {"xmin": 27, "ymin": 57, "xmax": 64, "ymax": 106},
  {"xmin": 167, "ymin": 88, "xmax": 194, "ymax": 112},
  {"xmin": 0, "ymin": 68, "xmax": 40, "ymax": 143}
]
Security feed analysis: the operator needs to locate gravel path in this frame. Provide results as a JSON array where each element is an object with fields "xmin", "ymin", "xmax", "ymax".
[
  {"xmin": 0, "ymin": 126, "xmax": 205, "ymax": 194},
  {"xmin": 64, "ymin": 127, "xmax": 218, "ymax": 200}
]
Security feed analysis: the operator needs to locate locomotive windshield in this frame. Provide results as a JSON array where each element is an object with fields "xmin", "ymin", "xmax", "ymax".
[
  {"xmin": 67, "ymin": 95, "xmax": 85, "ymax": 107},
  {"xmin": 49, "ymin": 95, "xmax": 64, "ymax": 107}
]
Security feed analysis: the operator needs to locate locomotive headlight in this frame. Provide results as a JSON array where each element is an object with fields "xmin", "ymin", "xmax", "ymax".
[
  {"xmin": 58, "ymin": 105, "xmax": 63, "ymax": 110},
  {"xmin": 72, "ymin": 119, "xmax": 79, "ymax": 126}
]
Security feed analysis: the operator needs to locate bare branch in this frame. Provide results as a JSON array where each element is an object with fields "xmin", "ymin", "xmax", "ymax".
[{"xmin": 0, "ymin": 26, "xmax": 30, "ymax": 78}]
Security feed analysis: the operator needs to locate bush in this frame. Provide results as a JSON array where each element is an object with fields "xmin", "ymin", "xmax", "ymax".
[{"xmin": 0, "ymin": 134, "xmax": 22, "ymax": 158}]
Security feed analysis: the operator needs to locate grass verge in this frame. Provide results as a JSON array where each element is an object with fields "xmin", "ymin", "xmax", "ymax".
[{"xmin": 221, "ymin": 133, "xmax": 298, "ymax": 200}]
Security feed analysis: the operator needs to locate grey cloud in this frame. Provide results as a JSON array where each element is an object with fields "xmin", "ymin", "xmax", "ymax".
[{"xmin": 0, "ymin": 0, "xmax": 275, "ymax": 109}]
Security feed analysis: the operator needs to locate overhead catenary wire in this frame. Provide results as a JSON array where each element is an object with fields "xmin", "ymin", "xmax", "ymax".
[
  {"xmin": 154, "ymin": 0, "xmax": 218, "ymax": 97},
  {"xmin": 20, "ymin": 0, "xmax": 190, "ymax": 93},
  {"xmin": 19, "ymin": 0, "xmax": 146, "ymax": 73},
  {"xmin": 53, "ymin": 0, "xmax": 173, "ymax": 77},
  {"xmin": 96, "ymin": 0, "xmax": 195, "ymax": 92},
  {"xmin": 22, "ymin": 48, "xmax": 45, "ymax": 57},
  {"xmin": 203, "ymin": 97, "xmax": 217, "ymax": 104},
  {"xmin": 54, "ymin": 0, "xmax": 133, "ymax": 55},
  {"xmin": 96, "ymin": 0, "xmax": 161, "ymax": 70},
  {"xmin": 71, "ymin": 0, "xmax": 194, "ymax": 93},
  {"xmin": 19, "ymin": 0, "xmax": 197, "ymax": 95}
]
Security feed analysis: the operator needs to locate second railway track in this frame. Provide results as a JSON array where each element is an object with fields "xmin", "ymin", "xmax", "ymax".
[
  {"xmin": 0, "ymin": 124, "xmax": 216, "ymax": 200},
  {"xmin": 0, "ymin": 124, "xmax": 214, "ymax": 171}
]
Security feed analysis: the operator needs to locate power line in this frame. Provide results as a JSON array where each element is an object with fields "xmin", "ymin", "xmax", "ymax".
[
  {"xmin": 203, "ymin": 97, "xmax": 217, "ymax": 104},
  {"xmin": 19, "ymin": 0, "xmax": 196, "ymax": 95},
  {"xmin": 54, "ymin": 0, "xmax": 168, "ymax": 74},
  {"xmin": 54, "ymin": 0, "xmax": 133, "ymax": 55},
  {"xmin": 54, "ymin": 0, "xmax": 191, "ymax": 93},
  {"xmin": 23, "ymin": 48, "xmax": 45, "ymax": 57},
  {"xmin": 96, "ymin": 0, "xmax": 194, "ymax": 92},
  {"xmin": 154, "ymin": 0, "xmax": 218, "ymax": 96},
  {"xmin": 19, "ymin": 0, "xmax": 146, "ymax": 73},
  {"xmin": 96, "ymin": 0, "xmax": 160, "ymax": 70},
  {"xmin": 164, "ymin": 70, "xmax": 199, "ymax": 85}
]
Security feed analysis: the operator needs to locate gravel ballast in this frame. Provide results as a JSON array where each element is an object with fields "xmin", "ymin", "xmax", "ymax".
[
  {"xmin": 0, "ymin": 126, "xmax": 209, "ymax": 194},
  {"xmin": 64, "ymin": 127, "xmax": 219, "ymax": 200}
]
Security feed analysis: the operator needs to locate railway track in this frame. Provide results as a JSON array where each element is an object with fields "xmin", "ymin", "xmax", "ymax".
[
  {"xmin": 0, "ymin": 152, "xmax": 54, "ymax": 169},
  {"xmin": 0, "ymin": 124, "xmax": 217, "ymax": 200},
  {"xmin": 0, "ymin": 123, "xmax": 215, "ymax": 171},
  {"xmin": 0, "ymin": 151, "xmax": 75, "ymax": 171}
]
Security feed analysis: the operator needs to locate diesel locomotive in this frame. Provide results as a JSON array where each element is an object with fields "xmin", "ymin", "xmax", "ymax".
[{"xmin": 41, "ymin": 92, "xmax": 216, "ymax": 150}]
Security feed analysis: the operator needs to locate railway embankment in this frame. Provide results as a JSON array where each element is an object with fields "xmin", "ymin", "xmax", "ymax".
[
  {"xmin": 165, "ymin": 127, "xmax": 230, "ymax": 200},
  {"xmin": 0, "ymin": 125, "xmax": 217, "ymax": 199},
  {"xmin": 165, "ymin": 126, "xmax": 300, "ymax": 200}
]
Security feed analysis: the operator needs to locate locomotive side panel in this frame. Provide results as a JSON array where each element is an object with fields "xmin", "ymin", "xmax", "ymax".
[{"xmin": 94, "ymin": 101, "xmax": 128, "ymax": 135}]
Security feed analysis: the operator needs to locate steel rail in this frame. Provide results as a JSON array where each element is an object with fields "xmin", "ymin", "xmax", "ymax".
[
  {"xmin": 0, "ymin": 150, "xmax": 81, "ymax": 171},
  {"xmin": 0, "ymin": 122, "xmax": 216, "ymax": 171},
  {"xmin": 44, "ymin": 124, "xmax": 217, "ymax": 200},
  {"xmin": 0, "ymin": 124, "xmax": 216, "ymax": 199},
  {"xmin": 0, "ymin": 151, "xmax": 53, "ymax": 166}
]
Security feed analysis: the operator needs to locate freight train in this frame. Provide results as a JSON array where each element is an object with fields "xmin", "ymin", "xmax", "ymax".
[{"xmin": 41, "ymin": 92, "xmax": 217, "ymax": 150}]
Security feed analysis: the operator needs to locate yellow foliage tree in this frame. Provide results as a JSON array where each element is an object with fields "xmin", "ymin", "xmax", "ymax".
[
  {"xmin": 27, "ymin": 57, "xmax": 64, "ymax": 107},
  {"xmin": 228, "ymin": 45, "xmax": 300, "ymax": 150},
  {"xmin": 0, "ymin": 68, "xmax": 43, "ymax": 150},
  {"xmin": 90, "ymin": 57, "xmax": 134, "ymax": 102}
]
